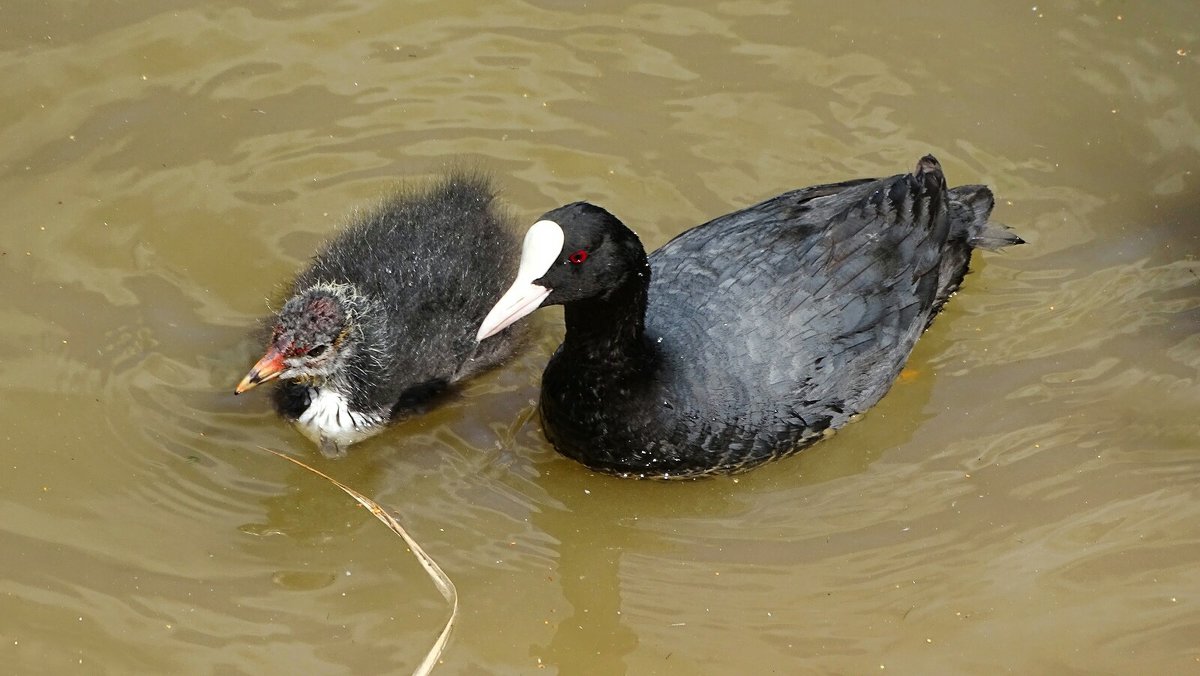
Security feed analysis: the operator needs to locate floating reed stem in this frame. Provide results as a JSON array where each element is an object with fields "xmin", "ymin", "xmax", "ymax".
[{"xmin": 261, "ymin": 447, "xmax": 457, "ymax": 675}]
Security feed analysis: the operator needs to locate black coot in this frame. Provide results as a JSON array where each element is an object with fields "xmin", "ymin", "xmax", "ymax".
[
  {"xmin": 477, "ymin": 156, "xmax": 1023, "ymax": 478},
  {"xmin": 237, "ymin": 172, "xmax": 524, "ymax": 457}
]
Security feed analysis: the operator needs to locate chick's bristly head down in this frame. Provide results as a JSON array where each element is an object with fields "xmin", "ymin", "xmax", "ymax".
[{"xmin": 236, "ymin": 284, "xmax": 364, "ymax": 395}]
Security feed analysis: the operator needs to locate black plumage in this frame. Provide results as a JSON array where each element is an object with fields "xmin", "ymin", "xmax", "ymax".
[
  {"xmin": 477, "ymin": 155, "xmax": 1023, "ymax": 477},
  {"xmin": 237, "ymin": 171, "xmax": 524, "ymax": 456}
]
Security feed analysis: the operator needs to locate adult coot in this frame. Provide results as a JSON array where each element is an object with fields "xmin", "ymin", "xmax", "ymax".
[
  {"xmin": 476, "ymin": 155, "xmax": 1022, "ymax": 478},
  {"xmin": 237, "ymin": 172, "xmax": 524, "ymax": 457}
]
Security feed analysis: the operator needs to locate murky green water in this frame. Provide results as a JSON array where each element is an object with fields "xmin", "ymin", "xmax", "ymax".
[{"xmin": 1, "ymin": 1, "xmax": 1197, "ymax": 673}]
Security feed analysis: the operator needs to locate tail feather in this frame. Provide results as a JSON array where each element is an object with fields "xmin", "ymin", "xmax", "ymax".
[
  {"xmin": 970, "ymin": 220, "xmax": 1026, "ymax": 251},
  {"xmin": 948, "ymin": 184, "xmax": 994, "ymax": 225},
  {"xmin": 926, "ymin": 183, "xmax": 1024, "ymax": 325},
  {"xmin": 947, "ymin": 184, "xmax": 1025, "ymax": 251}
]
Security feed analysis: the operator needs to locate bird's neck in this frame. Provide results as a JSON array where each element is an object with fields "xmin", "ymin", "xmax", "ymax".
[
  {"xmin": 325, "ymin": 303, "xmax": 392, "ymax": 404},
  {"xmin": 560, "ymin": 262, "xmax": 654, "ymax": 370}
]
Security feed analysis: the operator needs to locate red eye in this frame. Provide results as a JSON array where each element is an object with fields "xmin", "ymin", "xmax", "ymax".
[{"xmin": 568, "ymin": 249, "xmax": 588, "ymax": 264}]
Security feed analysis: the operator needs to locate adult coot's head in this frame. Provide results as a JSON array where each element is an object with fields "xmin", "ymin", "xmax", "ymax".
[{"xmin": 477, "ymin": 202, "xmax": 647, "ymax": 340}]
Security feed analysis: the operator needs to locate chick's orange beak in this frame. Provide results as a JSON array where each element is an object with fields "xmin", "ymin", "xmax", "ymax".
[{"xmin": 235, "ymin": 347, "xmax": 286, "ymax": 394}]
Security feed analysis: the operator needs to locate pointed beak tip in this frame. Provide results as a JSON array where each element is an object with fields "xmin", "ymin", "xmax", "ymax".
[
  {"xmin": 234, "ymin": 375, "xmax": 258, "ymax": 395},
  {"xmin": 236, "ymin": 351, "xmax": 284, "ymax": 395},
  {"xmin": 477, "ymin": 283, "xmax": 552, "ymax": 343},
  {"xmin": 236, "ymin": 345, "xmax": 288, "ymax": 394}
]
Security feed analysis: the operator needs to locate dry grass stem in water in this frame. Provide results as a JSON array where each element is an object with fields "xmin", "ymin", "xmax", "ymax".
[{"xmin": 260, "ymin": 446, "xmax": 458, "ymax": 675}]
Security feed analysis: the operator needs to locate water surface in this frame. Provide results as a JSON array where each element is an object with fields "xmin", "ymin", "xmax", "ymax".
[{"xmin": 1, "ymin": 1, "xmax": 1197, "ymax": 673}]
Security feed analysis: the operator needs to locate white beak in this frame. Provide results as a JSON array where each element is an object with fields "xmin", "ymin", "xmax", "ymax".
[{"xmin": 476, "ymin": 219, "xmax": 564, "ymax": 341}]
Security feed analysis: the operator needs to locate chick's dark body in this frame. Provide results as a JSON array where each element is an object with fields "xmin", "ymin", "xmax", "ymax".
[{"xmin": 268, "ymin": 173, "xmax": 523, "ymax": 449}]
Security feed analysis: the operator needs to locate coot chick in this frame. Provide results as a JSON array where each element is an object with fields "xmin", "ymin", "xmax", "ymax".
[
  {"xmin": 237, "ymin": 172, "xmax": 524, "ymax": 457},
  {"xmin": 476, "ymin": 156, "xmax": 1022, "ymax": 478}
]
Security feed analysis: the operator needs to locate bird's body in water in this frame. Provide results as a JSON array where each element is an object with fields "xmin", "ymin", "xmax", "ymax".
[
  {"xmin": 237, "ymin": 172, "xmax": 524, "ymax": 457},
  {"xmin": 477, "ymin": 155, "xmax": 1024, "ymax": 478}
]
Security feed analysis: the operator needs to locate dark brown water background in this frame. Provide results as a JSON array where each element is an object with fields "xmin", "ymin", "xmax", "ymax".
[{"xmin": 1, "ymin": 1, "xmax": 1198, "ymax": 673}]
